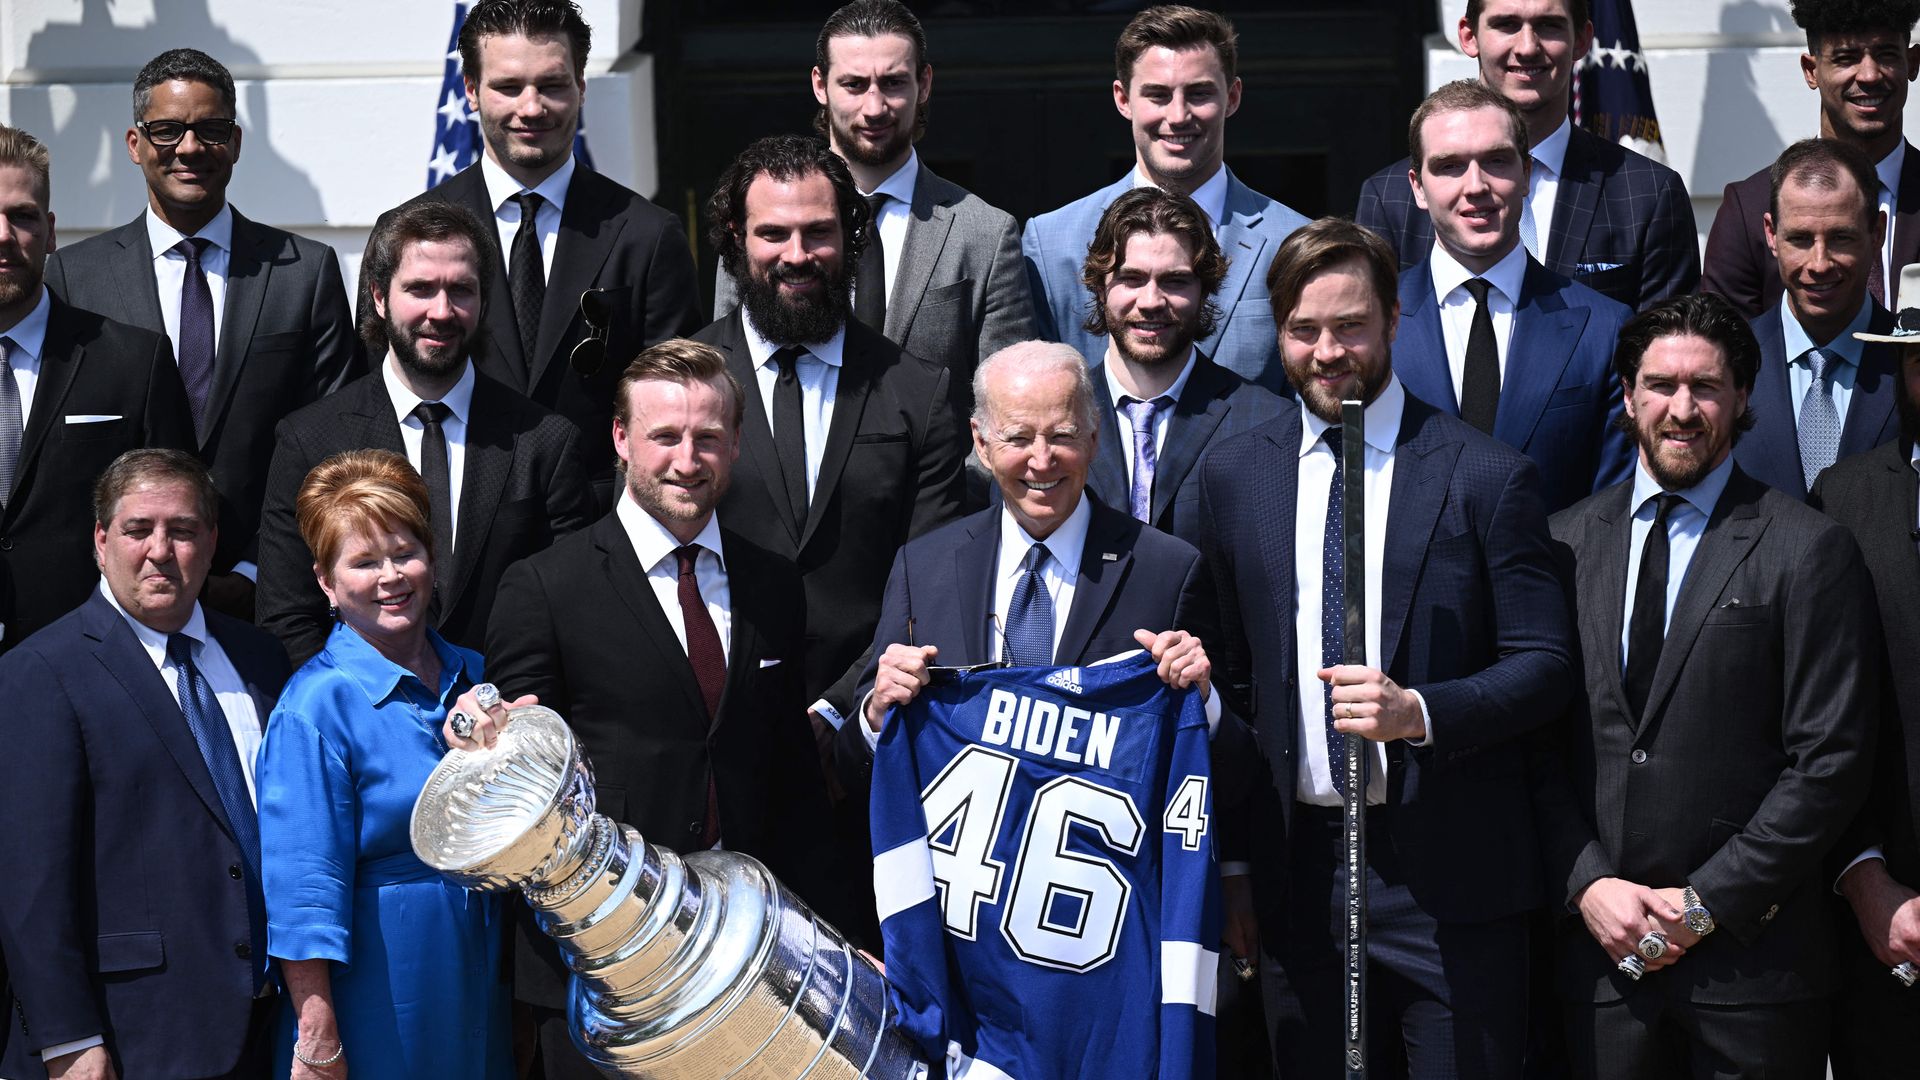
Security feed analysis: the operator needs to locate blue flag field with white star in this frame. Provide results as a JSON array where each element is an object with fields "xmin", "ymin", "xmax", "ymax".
[
  {"xmin": 1572, "ymin": 0, "xmax": 1666, "ymax": 163},
  {"xmin": 427, "ymin": 1, "xmax": 593, "ymax": 190}
]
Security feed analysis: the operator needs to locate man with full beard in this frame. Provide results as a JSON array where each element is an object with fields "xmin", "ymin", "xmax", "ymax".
[
  {"xmin": 1197, "ymin": 216, "xmax": 1572, "ymax": 1077},
  {"xmin": 1081, "ymin": 187, "xmax": 1286, "ymax": 547},
  {"xmin": 256, "ymin": 201, "xmax": 593, "ymax": 665},
  {"xmin": 713, "ymin": 0, "xmax": 1033, "ymax": 396},
  {"xmin": 1535, "ymin": 293, "xmax": 1877, "ymax": 1077}
]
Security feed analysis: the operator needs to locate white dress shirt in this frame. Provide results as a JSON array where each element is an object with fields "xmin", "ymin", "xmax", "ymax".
[
  {"xmin": 1430, "ymin": 239, "xmax": 1527, "ymax": 407},
  {"xmin": 383, "ymin": 357, "xmax": 474, "ymax": 550},
  {"xmin": 480, "ymin": 152, "xmax": 573, "ymax": 281},
  {"xmin": 615, "ymin": 490, "xmax": 732, "ymax": 662},
  {"xmin": 1618, "ymin": 454, "xmax": 1733, "ymax": 671},
  {"xmin": 1527, "ymin": 118, "xmax": 1572, "ymax": 263},
  {"xmin": 1781, "ymin": 298, "xmax": 1871, "ymax": 426},
  {"xmin": 0, "ymin": 286, "xmax": 50, "ymax": 425},
  {"xmin": 1133, "ymin": 164, "xmax": 1229, "ymax": 232},
  {"xmin": 146, "ymin": 203, "xmax": 233, "ymax": 358},
  {"xmin": 862, "ymin": 149, "xmax": 919, "ymax": 309},
  {"xmin": 1876, "ymin": 143, "xmax": 1905, "ymax": 293},
  {"xmin": 741, "ymin": 312, "xmax": 845, "ymax": 498},
  {"xmin": 1104, "ymin": 348, "xmax": 1199, "ymax": 488},
  {"xmin": 1293, "ymin": 377, "xmax": 1432, "ymax": 807}
]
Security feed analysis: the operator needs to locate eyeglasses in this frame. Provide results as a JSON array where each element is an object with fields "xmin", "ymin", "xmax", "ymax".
[
  {"xmin": 570, "ymin": 288, "xmax": 617, "ymax": 376},
  {"xmin": 135, "ymin": 118, "xmax": 238, "ymax": 147}
]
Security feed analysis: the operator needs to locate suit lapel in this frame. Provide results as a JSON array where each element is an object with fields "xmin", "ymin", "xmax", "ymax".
[
  {"xmin": 1638, "ymin": 472, "xmax": 1768, "ymax": 729},
  {"xmin": 532, "ymin": 170, "xmax": 626, "ymax": 390},
  {"xmin": 1748, "ymin": 311, "xmax": 1805, "ymax": 492},
  {"xmin": 886, "ymin": 162, "xmax": 955, "ymax": 342},
  {"xmin": 447, "ymin": 376, "xmax": 513, "ymax": 609},
  {"xmin": 106, "ymin": 218, "xmax": 168, "ymax": 332},
  {"xmin": 1394, "ymin": 264, "xmax": 1458, "ymax": 413},
  {"xmin": 1896, "ymin": 143, "xmax": 1920, "ymax": 275},
  {"xmin": 1056, "ymin": 502, "xmax": 1132, "ymax": 663},
  {"xmin": 1151, "ymin": 355, "xmax": 1232, "ymax": 522},
  {"xmin": 1549, "ymin": 131, "xmax": 1602, "ymax": 276},
  {"xmin": 1842, "ymin": 330, "xmax": 1899, "ymax": 458},
  {"xmin": 802, "ymin": 329, "xmax": 878, "ymax": 548},
  {"xmin": 13, "ymin": 300, "xmax": 85, "ymax": 504},
  {"xmin": 713, "ymin": 533, "xmax": 768, "ymax": 733},
  {"xmin": 1200, "ymin": 174, "xmax": 1269, "ymax": 355},
  {"xmin": 717, "ymin": 315, "xmax": 801, "ymax": 547},
  {"xmin": 1584, "ymin": 485, "xmax": 1637, "ymax": 726},
  {"xmin": 1494, "ymin": 262, "xmax": 1588, "ymax": 452},
  {"xmin": 1380, "ymin": 403, "xmax": 1460, "ymax": 672},
  {"xmin": 592, "ymin": 515, "xmax": 711, "ymax": 727},
  {"xmin": 346, "ymin": 373, "xmax": 410, "ymax": 456},
  {"xmin": 1089, "ymin": 366, "xmax": 1131, "ymax": 509},
  {"xmin": 955, "ymin": 515, "xmax": 997, "ymax": 664},
  {"xmin": 443, "ymin": 169, "xmax": 527, "ymax": 389},
  {"xmin": 205, "ymin": 211, "xmax": 271, "ymax": 448}
]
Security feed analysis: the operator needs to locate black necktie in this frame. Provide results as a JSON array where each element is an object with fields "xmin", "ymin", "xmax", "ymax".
[
  {"xmin": 1624, "ymin": 493, "xmax": 1685, "ymax": 720},
  {"xmin": 174, "ymin": 237, "xmax": 216, "ymax": 434},
  {"xmin": 854, "ymin": 192, "xmax": 888, "ymax": 333},
  {"xmin": 509, "ymin": 191, "xmax": 545, "ymax": 371},
  {"xmin": 412, "ymin": 402, "xmax": 454, "ymax": 607},
  {"xmin": 674, "ymin": 545, "xmax": 726, "ymax": 848},
  {"xmin": 0, "ymin": 337, "xmax": 20, "ymax": 508},
  {"xmin": 771, "ymin": 347, "xmax": 810, "ymax": 525},
  {"xmin": 1460, "ymin": 277, "xmax": 1501, "ymax": 434},
  {"xmin": 1320, "ymin": 427, "xmax": 1351, "ymax": 796}
]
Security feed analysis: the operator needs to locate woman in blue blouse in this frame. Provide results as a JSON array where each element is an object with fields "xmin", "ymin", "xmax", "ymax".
[{"xmin": 256, "ymin": 450, "xmax": 511, "ymax": 1078}]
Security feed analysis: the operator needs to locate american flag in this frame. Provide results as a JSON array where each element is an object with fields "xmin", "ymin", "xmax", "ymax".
[
  {"xmin": 1571, "ymin": 0, "xmax": 1667, "ymax": 163},
  {"xmin": 426, "ymin": 1, "xmax": 595, "ymax": 190}
]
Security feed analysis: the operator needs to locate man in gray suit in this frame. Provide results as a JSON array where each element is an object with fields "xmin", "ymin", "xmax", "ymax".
[
  {"xmin": 714, "ymin": 0, "xmax": 1034, "ymax": 401},
  {"xmin": 1538, "ymin": 293, "xmax": 1878, "ymax": 1078},
  {"xmin": 45, "ymin": 49, "xmax": 360, "ymax": 619}
]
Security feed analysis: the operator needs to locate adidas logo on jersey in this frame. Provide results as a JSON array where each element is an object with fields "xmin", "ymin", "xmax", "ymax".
[{"xmin": 1044, "ymin": 668, "xmax": 1083, "ymax": 695}]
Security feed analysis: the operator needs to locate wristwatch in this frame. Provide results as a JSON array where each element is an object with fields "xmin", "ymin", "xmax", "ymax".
[{"xmin": 1681, "ymin": 885, "xmax": 1716, "ymax": 937}]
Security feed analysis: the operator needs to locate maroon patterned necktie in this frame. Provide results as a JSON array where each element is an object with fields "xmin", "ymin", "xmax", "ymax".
[{"xmin": 675, "ymin": 545, "xmax": 725, "ymax": 847}]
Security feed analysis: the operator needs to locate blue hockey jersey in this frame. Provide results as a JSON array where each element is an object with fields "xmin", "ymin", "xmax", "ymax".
[{"xmin": 870, "ymin": 652, "xmax": 1220, "ymax": 1080}]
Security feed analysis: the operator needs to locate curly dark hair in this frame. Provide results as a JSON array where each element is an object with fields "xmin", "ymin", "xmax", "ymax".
[
  {"xmin": 1079, "ymin": 187, "xmax": 1226, "ymax": 339},
  {"xmin": 358, "ymin": 202, "xmax": 496, "ymax": 355},
  {"xmin": 706, "ymin": 135, "xmax": 869, "ymax": 282},
  {"xmin": 1791, "ymin": 0, "xmax": 1920, "ymax": 49},
  {"xmin": 1612, "ymin": 293, "xmax": 1760, "ymax": 438}
]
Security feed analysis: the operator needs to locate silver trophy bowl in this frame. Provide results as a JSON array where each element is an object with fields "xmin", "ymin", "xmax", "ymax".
[{"xmin": 410, "ymin": 705, "xmax": 927, "ymax": 1079}]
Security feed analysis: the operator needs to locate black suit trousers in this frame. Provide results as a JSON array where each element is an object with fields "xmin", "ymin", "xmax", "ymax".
[{"xmin": 1565, "ymin": 992, "xmax": 1826, "ymax": 1080}]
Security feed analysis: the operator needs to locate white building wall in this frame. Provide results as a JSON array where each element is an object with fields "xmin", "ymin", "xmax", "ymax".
[
  {"xmin": 1427, "ymin": 0, "xmax": 1920, "ymax": 255},
  {"xmin": 0, "ymin": 0, "xmax": 656, "ymax": 303}
]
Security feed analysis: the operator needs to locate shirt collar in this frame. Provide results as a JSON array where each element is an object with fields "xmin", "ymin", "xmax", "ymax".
[
  {"xmin": 740, "ymin": 308, "xmax": 846, "ymax": 370},
  {"xmin": 1428, "ymin": 236, "xmax": 1528, "ymax": 308},
  {"xmin": 1630, "ymin": 451, "xmax": 1734, "ymax": 522},
  {"xmin": 324, "ymin": 619, "xmax": 472, "ymax": 707},
  {"xmin": 614, "ymin": 486, "xmax": 728, "ymax": 576},
  {"xmin": 479, "ymin": 151, "xmax": 575, "ymax": 216},
  {"xmin": 866, "ymin": 148, "xmax": 920, "ymax": 205},
  {"xmin": 1532, "ymin": 117, "xmax": 1572, "ymax": 179},
  {"xmin": 1298, "ymin": 374, "xmax": 1406, "ymax": 458},
  {"xmin": 997, "ymin": 493, "xmax": 1093, "ymax": 582},
  {"xmin": 145, "ymin": 203, "xmax": 234, "ymax": 261},
  {"xmin": 1131, "ymin": 164, "xmax": 1229, "ymax": 229},
  {"xmin": 383, "ymin": 355, "xmax": 476, "ymax": 426},
  {"xmin": 0, "ymin": 287, "xmax": 51, "ymax": 357},
  {"xmin": 98, "ymin": 577, "xmax": 208, "ymax": 664},
  {"xmin": 1103, "ymin": 348, "xmax": 1198, "ymax": 411},
  {"xmin": 1781, "ymin": 296, "xmax": 1873, "ymax": 365}
]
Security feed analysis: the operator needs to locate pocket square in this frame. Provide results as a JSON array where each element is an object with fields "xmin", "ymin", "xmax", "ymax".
[
  {"xmin": 64, "ymin": 414, "xmax": 123, "ymax": 424},
  {"xmin": 1575, "ymin": 261, "xmax": 1625, "ymax": 274},
  {"xmin": 758, "ymin": 657, "xmax": 783, "ymax": 668}
]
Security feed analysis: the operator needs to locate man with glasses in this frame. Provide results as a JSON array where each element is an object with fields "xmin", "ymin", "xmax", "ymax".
[
  {"xmin": 369, "ymin": 0, "xmax": 700, "ymax": 509},
  {"xmin": 254, "ymin": 201, "xmax": 593, "ymax": 666},
  {"xmin": 45, "ymin": 49, "xmax": 361, "ymax": 622}
]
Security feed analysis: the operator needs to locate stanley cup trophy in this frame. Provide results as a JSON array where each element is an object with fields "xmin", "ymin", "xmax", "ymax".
[{"xmin": 409, "ymin": 705, "xmax": 927, "ymax": 1078}]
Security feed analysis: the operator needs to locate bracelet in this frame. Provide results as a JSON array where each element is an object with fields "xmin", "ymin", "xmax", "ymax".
[{"xmin": 294, "ymin": 1038, "xmax": 345, "ymax": 1068}]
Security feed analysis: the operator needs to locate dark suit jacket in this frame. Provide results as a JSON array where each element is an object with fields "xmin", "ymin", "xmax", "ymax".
[
  {"xmin": 1732, "ymin": 304, "xmax": 1901, "ymax": 502},
  {"xmin": 483, "ymin": 513, "xmax": 835, "ymax": 1009},
  {"xmin": 714, "ymin": 159, "xmax": 1036, "ymax": 396},
  {"xmin": 44, "ymin": 209, "xmax": 363, "ymax": 570},
  {"xmin": 374, "ymin": 163, "xmax": 701, "ymax": 503},
  {"xmin": 1087, "ymin": 351, "xmax": 1291, "ymax": 547},
  {"xmin": 0, "ymin": 592, "xmax": 290, "ymax": 1077},
  {"xmin": 1197, "ymin": 391, "xmax": 1574, "ymax": 929},
  {"xmin": 694, "ymin": 312, "xmax": 968, "ymax": 716},
  {"xmin": 1539, "ymin": 465, "xmax": 1878, "ymax": 1004},
  {"xmin": 255, "ymin": 366, "xmax": 594, "ymax": 666},
  {"xmin": 1702, "ymin": 143, "xmax": 1920, "ymax": 320},
  {"xmin": 0, "ymin": 296, "xmax": 195, "ymax": 652},
  {"xmin": 1355, "ymin": 124, "xmax": 1700, "ymax": 311},
  {"xmin": 1395, "ymin": 256, "xmax": 1634, "ymax": 512},
  {"xmin": 1810, "ymin": 441, "xmax": 1920, "ymax": 896}
]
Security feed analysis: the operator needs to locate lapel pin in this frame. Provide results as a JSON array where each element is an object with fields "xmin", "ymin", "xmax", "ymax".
[{"xmin": 1102, "ymin": 552, "xmax": 1119, "ymax": 561}]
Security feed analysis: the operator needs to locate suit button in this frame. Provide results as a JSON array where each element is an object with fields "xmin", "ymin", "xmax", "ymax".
[
  {"xmin": 689, "ymin": 821, "xmax": 702, "ymax": 835},
  {"xmin": 1763, "ymin": 904, "xmax": 1779, "ymax": 922},
  {"xmin": 0, "ymin": 537, "xmax": 12, "ymax": 551},
  {"xmin": 234, "ymin": 942, "xmax": 252, "ymax": 959},
  {"xmin": 229, "ymin": 864, "xmax": 242, "ymax": 880},
  {"xmin": 1630, "ymin": 749, "xmax": 1648, "ymax": 764}
]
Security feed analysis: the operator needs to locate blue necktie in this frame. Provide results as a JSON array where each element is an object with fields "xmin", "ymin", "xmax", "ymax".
[
  {"xmin": 1002, "ymin": 543, "xmax": 1055, "ymax": 667},
  {"xmin": 167, "ymin": 633, "xmax": 266, "ymax": 988},
  {"xmin": 173, "ymin": 237, "xmax": 216, "ymax": 435},
  {"xmin": 1799, "ymin": 348, "xmax": 1842, "ymax": 490},
  {"xmin": 1120, "ymin": 396, "xmax": 1166, "ymax": 523},
  {"xmin": 1320, "ymin": 428, "xmax": 1351, "ymax": 796}
]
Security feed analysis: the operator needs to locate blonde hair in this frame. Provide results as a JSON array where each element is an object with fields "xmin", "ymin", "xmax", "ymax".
[
  {"xmin": 295, "ymin": 449, "xmax": 435, "ymax": 573},
  {"xmin": 0, "ymin": 124, "xmax": 51, "ymax": 205}
]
